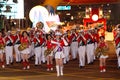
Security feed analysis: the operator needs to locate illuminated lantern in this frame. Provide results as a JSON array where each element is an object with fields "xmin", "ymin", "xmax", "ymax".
[
  {"xmin": 91, "ymin": 8, "xmax": 99, "ymax": 18},
  {"xmin": 92, "ymin": 14, "xmax": 98, "ymax": 21}
]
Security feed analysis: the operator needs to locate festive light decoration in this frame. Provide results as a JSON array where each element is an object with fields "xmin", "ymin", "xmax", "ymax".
[
  {"xmin": 29, "ymin": 5, "xmax": 49, "ymax": 32},
  {"xmin": 29, "ymin": 5, "xmax": 61, "ymax": 33},
  {"xmin": 92, "ymin": 14, "xmax": 98, "ymax": 21}
]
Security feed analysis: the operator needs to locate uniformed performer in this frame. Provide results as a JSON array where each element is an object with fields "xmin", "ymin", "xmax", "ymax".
[
  {"xmin": 63, "ymin": 32, "xmax": 70, "ymax": 64},
  {"xmin": 96, "ymin": 36, "xmax": 108, "ymax": 72},
  {"xmin": 0, "ymin": 31, "xmax": 5, "ymax": 68},
  {"xmin": 77, "ymin": 30, "xmax": 86, "ymax": 68},
  {"xmin": 20, "ymin": 31, "xmax": 30, "ymax": 70},
  {"xmin": 51, "ymin": 31, "xmax": 68, "ymax": 77},
  {"xmin": 41, "ymin": 33, "xmax": 46, "ymax": 63},
  {"xmin": 93, "ymin": 28, "xmax": 99, "ymax": 52},
  {"xmin": 85, "ymin": 29, "xmax": 95, "ymax": 64},
  {"xmin": 93, "ymin": 28, "xmax": 99, "ymax": 60},
  {"xmin": 114, "ymin": 28, "xmax": 120, "ymax": 69},
  {"xmin": 45, "ymin": 34, "xmax": 54, "ymax": 71},
  {"xmin": 36, "ymin": 22, "xmax": 46, "ymax": 63},
  {"xmin": 14, "ymin": 29, "xmax": 21, "ymax": 63},
  {"xmin": 33, "ymin": 32, "xmax": 43, "ymax": 66},
  {"xmin": 4, "ymin": 31, "xmax": 14, "ymax": 65},
  {"xmin": 70, "ymin": 29, "xmax": 78, "ymax": 60},
  {"xmin": 66, "ymin": 30, "xmax": 71, "ymax": 62},
  {"xmin": 29, "ymin": 29, "xmax": 35, "ymax": 58}
]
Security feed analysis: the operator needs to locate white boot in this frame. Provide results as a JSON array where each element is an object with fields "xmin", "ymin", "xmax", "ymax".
[
  {"xmin": 56, "ymin": 65, "xmax": 60, "ymax": 77},
  {"xmin": 63, "ymin": 58, "xmax": 66, "ymax": 64},
  {"xmin": 60, "ymin": 66, "xmax": 63, "ymax": 76}
]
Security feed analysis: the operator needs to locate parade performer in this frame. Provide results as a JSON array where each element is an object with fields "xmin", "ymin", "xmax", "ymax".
[
  {"xmin": 0, "ymin": 31, "xmax": 5, "ymax": 68},
  {"xmin": 20, "ymin": 31, "xmax": 30, "ymax": 70},
  {"xmin": 14, "ymin": 29, "xmax": 21, "ymax": 63},
  {"xmin": 36, "ymin": 22, "xmax": 46, "ymax": 63},
  {"xmin": 41, "ymin": 33, "xmax": 46, "ymax": 63},
  {"xmin": 51, "ymin": 31, "xmax": 68, "ymax": 76},
  {"xmin": 85, "ymin": 29, "xmax": 95, "ymax": 64},
  {"xmin": 45, "ymin": 34, "xmax": 54, "ymax": 71},
  {"xmin": 114, "ymin": 28, "xmax": 120, "ymax": 69},
  {"xmin": 33, "ymin": 32, "xmax": 43, "ymax": 66},
  {"xmin": 95, "ymin": 36, "xmax": 108, "ymax": 72},
  {"xmin": 63, "ymin": 32, "xmax": 70, "ymax": 64},
  {"xmin": 29, "ymin": 29, "xmax": 35, "ymax": 58},
  {"xmin": 77, "ymin": 30, "xmax": 86, "ymax": 68},
  {"xmin": 4, "ymin": 31, "xmax": 14, "ymax": 65},
  {"xmin": 93, "ymin": 28, "xmax": 99, "ymax": 52},
  {"xmin": 70, "ymin": 29, "xmax": 78, "ymax": 60},
  {"xmin": 93, "ymin": 28, "xmax": 99, "ymax": 60}
]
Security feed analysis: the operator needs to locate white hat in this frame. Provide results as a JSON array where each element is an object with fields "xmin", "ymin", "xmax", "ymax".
[
  {"xmin": 8, "ymin": 30, "xmax": 11, "ymax": 33},
  {"xmin": 17, "ymin": 29, "xmax": 20, "ymax": 31},
  {"xmin": 80, "ymin": 29, "xmax": 84, "ymax": 32},
  {"xmin": 55, "ymin": 32, "xmax": 62, "ymax": 36}
]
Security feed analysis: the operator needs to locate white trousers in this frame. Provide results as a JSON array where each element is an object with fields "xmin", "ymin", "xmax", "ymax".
[
  {"xmin": 86, "ymin": 43, "xmax": 94, "ymax": 64},
  {"xmin": 14, "ymin": 44, "xmax": 21, "ymax": 62},
  {"xmin": 41, "ymin": 47, "xmax": 46, "ymax": 63},
  {"xmin": 63, "ymin": 46, "xmax": 70, "ymax": 64},
  {"xmin": 94, "ymin": 42, "xmax": 98, "ymax": 50},
  {"xmin": 70, "ymin": 41, "xmax": 78, "ymax": 59},
  {"xmin": 116, "ymin": 48, "xmax": 120, "ymax": 67},
  {"xmin": 34, "ymin": 46, "xmax": 42, "ymax": 65},
  {"xmin": 5, "ymin": 46, "xmax": 13, "ymax": 65},
  {"xmin": 29, "ymin": 43, "xmax": 35, "ymax": 57},
  {"xmin": 94, "ymin": 42, "xmax": 98, "ymax": 59},
  {"xmin": 78, "ymin": 45, "xmax": 86, "ymax": 66}
]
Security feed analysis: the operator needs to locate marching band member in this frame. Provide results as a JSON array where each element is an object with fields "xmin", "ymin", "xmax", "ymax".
[
  {"xmin": 93, "ymin": 28, "xmax": 100, "ymax": 60},
  {"xmin": 14, "ymin": 29, "xmax": 21, "ymax": 63},
  {"xmin": 77, "ymin": 30, "xmax": 86, "ymax": 68},
  {"xmin": 29, "ymin": 29, "xmax": 35, "ymax": 58},
  {"xmin": 41, "ymin": 33, "xmax": 46, "ymax": 63},
  {"xmin": 113, "ymin": 28, "xmax": 117, "ymax": 38},
  {"xmin": 20, "ymin": 31, "xmax": 31, "ymax": 70},
  {"xmin": 85, "ymin": 29, "xmax": 95, "ymax": 64},
  {"xmin": 66, "ymin": 30, "xmax": 71, "ymax": 62},
  {"xmin": 33, "ymin": 32, "xmax": 43, "ymax": 66},
  {"xmin": 36, "ymin": 22, "xmax": 46, "ymax": 63},
  {"xmin": 93, "ymin": 28, "xmax": 99, "ymax": 51},
  {"xmin": 63, "ymin": 32, "xmax": 70, "ymax": 64},
  {"xmin": 51, "ymin": 31, "xmax": 68, "ymax": 77},
  {"xmin": 0, "ymin": 31, "xmax": 5, "ymax": 68},
  {"xmin": 114, "ymin": 28, "xmax": 120, "ymax": 69},
  {"xmin": 70, "ymin": 29, "xmax": 78, "ymax": 60},
  {"xmin": 97, "ymin": 36, "xmax": 108, "ymax": 72},
  {"xmin": 4, "ymin": 31, "xmax": 14, "ymax": 65},
  {"xmin": 45, "ymin": 34, "xmax": 54, "ymax": 71}
]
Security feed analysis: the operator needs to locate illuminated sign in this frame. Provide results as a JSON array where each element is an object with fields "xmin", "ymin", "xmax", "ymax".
[
  {"xmin": 57, "ymin": 6, "xmax": 71, "ymax": 10},
  {"xmin": 0, "ymin": 0, "xmax": 24, "ymax": 19}
]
